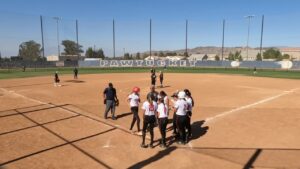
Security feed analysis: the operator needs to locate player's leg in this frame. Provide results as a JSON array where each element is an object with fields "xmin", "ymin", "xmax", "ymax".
[
  {"xmin": 149, "ymin": 116, "xmax": 155, "ymax": 148},
  {"xmin": 159, "ymin": 117, "xmax": 167, "ymax": 147},
  {"xmin": 135, "ymin": 108, "xmax": 141, "ymax": 132},
  {"xmin": 104, "ymin": 100, "xmax": 112, "ymax": 119},
  {"xmin": 158, "ymin": 118, "xmax": 163, "ymax": 145},
  {"xmin": 162, "ymin": 117, "xmax": 168, "ymax": 146},
  {"xmin": 130, "ymin": 107, "xmax": 137, "ymax": 131},
  {"xmin": 111, "ymin": 101, "xmax": 116, "ymax": 120},
  {"xmin": 177, "ymin": 115, "xmax": 186, "ymax": 144},
  {"xmin": 182, "ymin": 115, "xmax": 187, "ymax": 143},
  {"xmin": 187, "ymin": 111, "xmax": 192, "ymax": 139},
  {"xmin": 172, "ymin": 113, "xmax": 177, "ymax": 135},
  {"xmin": 130, "ymin": 107, "xmax": 140, "ymax": 131},
  {"xmin": 141, "ymin": 116, "xmax": 149, "ymax": 148}
]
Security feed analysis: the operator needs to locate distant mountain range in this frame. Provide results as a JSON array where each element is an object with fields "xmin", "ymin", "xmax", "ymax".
[{"xmin": 143, "ymin": 46, "xmax": 300, "ymax": 56}]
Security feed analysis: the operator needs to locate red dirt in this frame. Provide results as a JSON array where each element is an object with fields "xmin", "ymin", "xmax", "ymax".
[{"xmin": 1, "ymin": 73, "xmax": 300, "ymax": 168}]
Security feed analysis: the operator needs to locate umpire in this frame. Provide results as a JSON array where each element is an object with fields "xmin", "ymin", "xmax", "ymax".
[
  {"xmin": 147, "ymin": 85, "xmax": 159, "ymax": 102},
  {"xmin": 103, "ymin": 82, "xmax": 118, "ymax": 120}
]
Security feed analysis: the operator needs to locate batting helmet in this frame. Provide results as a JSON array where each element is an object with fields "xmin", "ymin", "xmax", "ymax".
[
  {"xmin": 178, "ymin": 91, "xmax": 186, "ymax": 99},
  {"xmin": 133, "ymin": 87, "xmax": 140, "ymax": 93}
]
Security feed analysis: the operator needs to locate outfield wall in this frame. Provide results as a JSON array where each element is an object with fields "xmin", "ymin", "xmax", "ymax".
[
  {"xmin": 78, "ymin": 60, "xmax": 300, "ymax": 70},
  {"xmin": 1, "ymin": 60, "xmax": 300, "ymax": 70}
]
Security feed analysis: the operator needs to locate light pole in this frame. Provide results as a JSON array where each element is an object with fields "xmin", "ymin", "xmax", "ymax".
[
  {"xmin": 221, "ymin": 19, "xmax": 225, "ymax": 61},
  {"xmin": 53, "ymin": 17, "xmax": 61, "ymax": 59},
  {"xmin": 245, "ymin": 15, "xmax": 255, "ymax": 60}
]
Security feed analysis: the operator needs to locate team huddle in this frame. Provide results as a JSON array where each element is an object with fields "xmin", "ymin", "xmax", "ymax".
[
  {"xmin": 103, "ymin": 69, "xmax": 194, "ymax": 149},
  {"xmin": 129, "ymin": 86, "xmax": 194, "ymax": 148}
]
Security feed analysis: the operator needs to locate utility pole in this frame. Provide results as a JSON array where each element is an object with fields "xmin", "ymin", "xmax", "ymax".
[
  {"xmin": 40, "ymin": 15, "xmax": 45, "ymax": 58},
  {"xmin": 53, "ymin": 17, "xmax": 61, "ymax": 59},
  {"xmin": 221, "ymin": 19, "xmax": 225, "ymax": 61},
  {"xmin": 150, "ymin": 19, "xmax": 152, "ymax": 59},
  {"xmin": 185, "ymin": 19, "xmax": 188, "ymax": 57},
  {"xmin": 113, "ymin": 19, "xmax": 115, "ymax": 58},
  {"xmin": 76, "ymin": 19, "xmax": 79, "ymax": 60},
  {"xmin": 259, "ymin": 15, "xmax": 265, "ymax": 59},
  {"xmin": 245, "ymin": 15, "xmax": 255, "ymax": 60}
]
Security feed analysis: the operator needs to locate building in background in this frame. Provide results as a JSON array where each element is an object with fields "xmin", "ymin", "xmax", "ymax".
[
  {"xmin": 280, "ymin": 48, "xmax": 300, "ymax": 60},
  {"xmin": 46, "ymin": 55, "xmax": 59, "ymax": 61}
]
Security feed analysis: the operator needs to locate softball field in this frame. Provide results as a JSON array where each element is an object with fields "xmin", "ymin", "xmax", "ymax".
[{"xmin": 1, "ymin": 73, "xmax": 300, "ymax": 169}]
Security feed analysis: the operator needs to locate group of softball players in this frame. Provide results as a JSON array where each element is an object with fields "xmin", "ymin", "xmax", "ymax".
[{"xmin": 127, "ymin": 86, "xmax": 194, "ymax": 149}]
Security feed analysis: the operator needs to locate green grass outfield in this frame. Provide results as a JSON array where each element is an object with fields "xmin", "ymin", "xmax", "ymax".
[{"xmin": 0, "ymin": 67, "xmax": 300, "ymax": 80}]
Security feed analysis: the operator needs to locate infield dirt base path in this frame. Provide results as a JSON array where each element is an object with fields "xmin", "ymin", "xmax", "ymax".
[{"xmin": 1, "ymin": 73, "xmax": 300, "ymax": 168}]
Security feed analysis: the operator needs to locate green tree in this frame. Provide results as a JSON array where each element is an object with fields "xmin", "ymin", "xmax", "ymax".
[
  {"xmin": 95, "ymin": 49, "xmax": 105, "ymax": 59},
  {"xmin": 215, "ymin": 55, "xmax": 220, "ymax": 61},
  {"xmin": 136, "ymin": 52, "xmax": 141, "ymax": 59},
  {"xmin": 85, "ymin": 47, "xmax": 94, "ymax": 58},
  {"xmin": 61, "ymin": 40, "xmax": 83, "ymax": 56},
  {"xmin": 263, "ymin": 48, "xmax": 282, "ymax": 60},
  {"xmin": 124, "ymin": 53, "xmax": 130, "ymax": 59},
  {"xmin": 18, "ymin": 40, "xmax": 41, "ymax": 61},
  {"xmin": 256, "ymin": 53, "xmax": 262, "ymax": 61},
  {"xmin": 202, "ymin": 54, "xmax": 208, "ymax": 60},
  {"xmin": 282, "ymin": 54, "xmax": 290, "ymax": 60},
  {"xmin": 85, "ymin": 47, "xmax": 105, "ymax": 59},
  {"xmin": 228, "ymin": 51, "xmax": 243, "ymax": 61},
  {"xmin": 159, "ymin": 51, "xmax": 164, "ymax": 57},
  {"xmin": 153, "ymin": 52, "xmax": 158, "ymax": 56},
  {"xmin": 165, "ymin": 52, "xmax": 177, "ymax": 56}
]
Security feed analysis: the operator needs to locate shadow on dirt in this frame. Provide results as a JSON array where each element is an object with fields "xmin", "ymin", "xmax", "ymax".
[
  {"xmin": 64, "ymin": 80, "xmax": 85, "ymax": 83},
  {"xmin": 116, "ymin": 112, "xmax": 133, "ymax": 119},
  {"xmin": 191, "ymin": 120, "xmax": 209, "ymax": 140},
  {"xmin": 127, "ymin": 146, "xmax": 177, "ymax": 169}
]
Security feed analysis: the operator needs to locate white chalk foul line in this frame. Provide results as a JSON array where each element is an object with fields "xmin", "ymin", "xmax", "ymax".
[
  {"xmin": 0, "ymin": 88, "xmax": 48, "ymax": 105},
  {"xmin": 205, "ymin": 88, "xmax": 299, "ymax": 124}
]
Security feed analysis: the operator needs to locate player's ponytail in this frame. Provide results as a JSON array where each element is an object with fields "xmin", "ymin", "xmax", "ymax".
[{"xmin": 148, "ymin": 96, "xmax": 154, "ymax": 105}]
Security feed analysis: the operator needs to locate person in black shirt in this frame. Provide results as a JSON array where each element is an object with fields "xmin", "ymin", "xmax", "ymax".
[
  {"xmin": 151, "ymin": 73, "xmax": 157, "ymax": 86},
  {"xmin": 253, "ymin": 66, "xmax": 257, "ymax": 75},
  {"xmin": 150, "ymin": 67, "xmax": 156, "ymax": 74},
  {"xmin": 54, "ymin": 71, "xmax": 61, "ymax": 87},
  {"xmin": 103, "ymin": 83, "xmax": 118, "ymax": 120},
  {"xmin": 73, "ymin": 67, "xmax": 78, "ymax": 79},
  {"xmin": 146, "ymin": 85, "xmax": 159, "ymax": 102},
  {"xmin": 159, "ymin": 71, "xmax": 164, "ymax": 87}
]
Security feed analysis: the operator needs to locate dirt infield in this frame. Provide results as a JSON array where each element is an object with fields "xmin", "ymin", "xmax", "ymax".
[{"xmin": 1, "ymin": 73, "xmax": 300, "ymax": 169}]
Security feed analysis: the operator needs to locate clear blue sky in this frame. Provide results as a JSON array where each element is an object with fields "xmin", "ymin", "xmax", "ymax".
[{"xmin": 1, "ymin": 0, "xmax": 300, "ymax": 57}]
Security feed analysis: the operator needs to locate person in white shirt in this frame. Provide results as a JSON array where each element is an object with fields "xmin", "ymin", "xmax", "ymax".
[
  {"xmin": 170, "ymin": 91, "xmax": 179, "ymax": 136},
  {"xmin": 141, "ymin": 97, "xmax": 157, "ymax": 148},
  {"xmin": 184, "ymin": 89, "xmax": 194, "ymax": 139},
  {"xmin": 174, "ymin": 91, "xmax": 188, "ymax": 144},
  {"xmin": 157, "ymin": 95, "xmax": 168, "ymax": 148},
  {"xmin": 159, "ymin": 91, "xmax": 169, "ymax": 112},
  {"xmin": 128, "ymin": 87, "xmax": 141, "ymax": 134}
]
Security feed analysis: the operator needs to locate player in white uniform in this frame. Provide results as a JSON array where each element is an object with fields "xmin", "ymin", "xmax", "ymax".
[
  {"xmin": 170, "ymin": 92, "xmax": 179, "ymax": 136},
  {"xmin": 184, "ymin": 89, "xmax": 194, "ymax": 140},
  {"xmin": 174, "ymin": 91, "xmax": 188, "ymax": 144},
  {"xmin": 157, "ymin": 95, "xmax": 168, "ymax": 148},
  {"xmin": 141, "ymin": 97, "xmax": 157, "ymax": 148},
  {"xmin": 159, "ymin": 91, "xmax": 169, "ymax": 113},
  {"xmin": 128, "ymin": 87, "xmax": 141, "ymax": 134}
]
